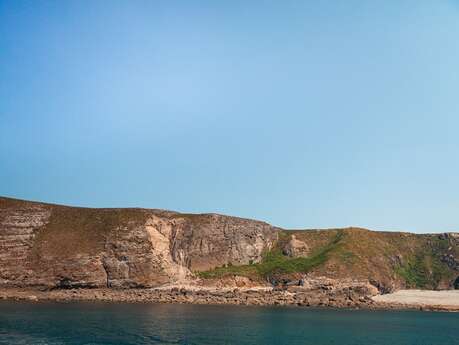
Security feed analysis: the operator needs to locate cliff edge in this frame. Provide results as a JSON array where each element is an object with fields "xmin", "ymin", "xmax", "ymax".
[{"xmin": 1, "ymin": 197, "xmax": 458, "ymax": 293}]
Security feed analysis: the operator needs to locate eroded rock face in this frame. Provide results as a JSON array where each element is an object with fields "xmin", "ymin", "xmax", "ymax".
[
  {"xmin": 282, "ymin": 235, "xmax": 309, "ymax": 258},
  {"xmin": 438, "ymin": 233, "xmax": 459, "ymax": 272},
  {"xmin": 170, "ymin": 214, "xmax": 278, "ymax": 271},
  {"xmin": 2, "ymin": 197, "xmax": 458, "ymax": 292},
  {"xmin": 0, "ymin": 198, "xmax": 278, "ymax": 289},
  {"xmin": 101, "ymin": 218, "xmax": 172, "ymax": 288},
  {"xmin": 0, "ymin": 203, "xmax": 50, "ymax": 286}
]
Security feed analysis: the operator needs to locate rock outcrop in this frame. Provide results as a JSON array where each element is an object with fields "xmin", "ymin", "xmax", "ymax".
[
  {"xmin": 0, "ymin": 197, "xmax": 458, "ymax": 294},
  {"xmin": 0, "ymin": 277, "xmax": 380, "ymax": 309},
  {"xmin": 0, "ymin": 202, "xmax": 50, "ymax": 287},
  {"xmin": 0, "ymin": 197, "xmax": 277, "ymax": 289},
  {"xmin": 282, "ymin": 234, "xmax": 309, "ymax": 257}
]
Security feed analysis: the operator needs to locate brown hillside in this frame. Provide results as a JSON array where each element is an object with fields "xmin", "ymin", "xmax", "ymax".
[{"xmin": 0, "ymin": 196, "xmax": 457, "ymax": 291}]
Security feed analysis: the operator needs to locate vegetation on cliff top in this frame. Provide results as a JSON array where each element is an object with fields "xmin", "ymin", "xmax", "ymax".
[{"xmin": 198, "ymin": 228, "xmax": 457, "ymax": 290}]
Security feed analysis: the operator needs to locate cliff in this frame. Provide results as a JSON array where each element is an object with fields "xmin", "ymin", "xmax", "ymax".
[
  {"xmin": 0, "ymin": 197, "xmax": 277, "ymax": 289},
  {"xmin": 0, "ymin": 197, "xmax": 458, "ymax": 292}
]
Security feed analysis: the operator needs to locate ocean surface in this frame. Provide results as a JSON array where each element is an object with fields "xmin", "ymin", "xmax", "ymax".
[{"xmin": 0, "ymin": 302, "xmax": 458, "ymax": 345}]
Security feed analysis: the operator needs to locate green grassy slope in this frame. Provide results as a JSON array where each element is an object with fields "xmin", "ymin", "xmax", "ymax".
[{"xmin": 198, "ymin": 228, "xmax": 458, "ymax": 290}]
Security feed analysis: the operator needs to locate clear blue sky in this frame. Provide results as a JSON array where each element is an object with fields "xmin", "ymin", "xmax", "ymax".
[{"xmin": 1, "ymin": 1, "xmax": 458, "ymax": 233}]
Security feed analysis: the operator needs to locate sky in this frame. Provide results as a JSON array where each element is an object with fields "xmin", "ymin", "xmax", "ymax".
[{"xmin": 1, "ymin": 1, "xmax": 459, "ymax": 233}]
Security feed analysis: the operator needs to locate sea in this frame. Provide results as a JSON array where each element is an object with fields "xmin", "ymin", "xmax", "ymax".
[{"xmin": 0, "ymin": 302, "xmax": 458, "ymax": 345}]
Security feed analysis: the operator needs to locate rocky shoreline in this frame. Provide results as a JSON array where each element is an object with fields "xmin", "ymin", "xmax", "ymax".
[
  {"xmin": 1, "ymin": 287, "xmax": 458, "ymax": 312},
  {"xmin": 1, "ymin": 198, "xmax": 458, "ymax": 314},
  {"xmin": 0, "ymin": 287, "xmax": 375, "ymax": 308}
]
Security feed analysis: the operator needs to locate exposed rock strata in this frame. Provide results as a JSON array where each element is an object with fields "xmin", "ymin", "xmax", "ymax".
[
  {"xmin": 0, "ymin": 204, "xmax": 50, "ymax": 286},
  {"xmin": 0, "ymin": 197, "xmax": 458, "ymax": 297},
  {"xmin": 0, "ymin": 198, "xmax": 277, "ymax": 289}
]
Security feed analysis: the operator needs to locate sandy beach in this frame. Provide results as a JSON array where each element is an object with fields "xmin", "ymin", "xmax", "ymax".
[{"xmin": 373, "ymin": 290, "xmax": 459, "ymax": 308}]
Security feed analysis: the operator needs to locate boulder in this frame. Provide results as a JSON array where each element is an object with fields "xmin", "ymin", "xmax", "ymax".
[{"xmin": 283, "ymin": 235, "xmax": 309, "ymax": 258}]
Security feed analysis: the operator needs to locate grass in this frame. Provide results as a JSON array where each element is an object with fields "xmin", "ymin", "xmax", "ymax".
[
  {"xmin": 395, "ymin": 246, "xmax": 453, "ymax": 289},
  {"xmin": 31, "ymin": 206, "xmax": 150, "ymax": 260},
  {"xmin": 395, "ymin": 253, "xmax": 429, "ymax": 288},
  {"xmin": 198, "ymin": 231, "xmax": 344, "ymax": 280},
  {"xmin": 338, "ymin": 251, "xmax": 357, "ymax": 265},
  {"xmin": 199, "ymin": 229, "xmax": 456, "ymax": 289}
]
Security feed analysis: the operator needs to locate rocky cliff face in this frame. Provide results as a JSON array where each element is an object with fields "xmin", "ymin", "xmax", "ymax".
[
  {"xmin": 0, "ymin": 197, "xmax": 277, "ymax": 289},
  {"xmin": 0, "ymin": 197, "xmax": 457, "ymax": 291},
  {"xmin": 0, "ymin": 201, "xmax": 51, "ymax": 287}
]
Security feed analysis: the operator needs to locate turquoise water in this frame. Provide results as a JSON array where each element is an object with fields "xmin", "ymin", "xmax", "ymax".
[{"xmin": 0, "ymin": 302, "xmax": 458, "ymax": 345}]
